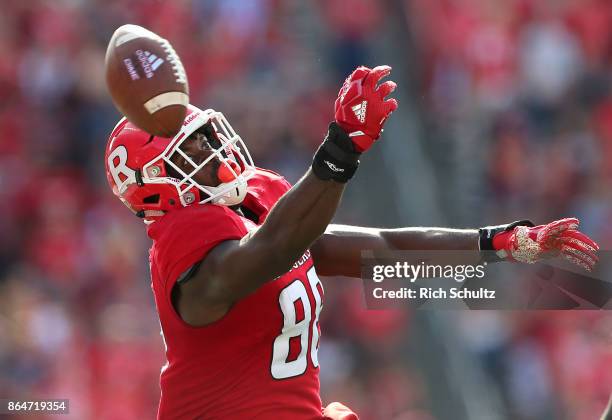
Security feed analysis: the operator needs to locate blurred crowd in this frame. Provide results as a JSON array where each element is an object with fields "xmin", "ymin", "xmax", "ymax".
[
  {"xmin": 0, "ymin": 0, "xmax": 610, "ymax": 419},
  {"xmin": 405, "ymin": 0, "xmax": 612, "ymax": 419}
]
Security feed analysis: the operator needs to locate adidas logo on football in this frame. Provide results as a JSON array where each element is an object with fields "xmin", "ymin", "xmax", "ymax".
[
  {"xmin": 136, "ymin": 49, "xmax": 164, "ymax": 79},
  {"xmin": 144, "ymin": 51, "xmax": 164, "ymax": 70},
  {"xmin": 351, "ymin": 101, "xmax": 367, "ymax": 123}
]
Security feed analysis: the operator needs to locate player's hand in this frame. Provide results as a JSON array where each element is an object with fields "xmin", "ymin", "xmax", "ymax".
[
  {"xmin": 334, "ymin": 65, "xmax": 398, "ymax": 152},
  {"xmin": 493, "ymin": 218, "xmax": 599, "ymax": 271}
]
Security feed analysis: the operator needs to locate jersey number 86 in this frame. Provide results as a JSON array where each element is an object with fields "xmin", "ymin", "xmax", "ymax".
[{"xmin": 271, "ymin": 267, "xmax": 323, "ymax": 380}]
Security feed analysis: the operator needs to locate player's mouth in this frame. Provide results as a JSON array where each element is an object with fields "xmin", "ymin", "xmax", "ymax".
[{"xmin": 193, "ymin": 158, "xmax": 221, "ymax": 187}]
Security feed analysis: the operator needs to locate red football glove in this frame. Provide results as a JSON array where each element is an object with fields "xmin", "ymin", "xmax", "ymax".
[
  {"xmin": 493, "ymin": 218, "xmax": 599, "ymax": 271},
  {"xmin": 334, "ymin": 65, "xmax": 398, "ymax": 152}
]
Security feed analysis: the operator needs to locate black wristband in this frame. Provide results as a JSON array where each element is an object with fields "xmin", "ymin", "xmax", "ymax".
[
  {"xmin": 478, "ymin": 220, "xmax": 535, "ymax": 262},
  {"xmin": 311, "ymin": 122, "xmax": 360, "ymax": 183}
]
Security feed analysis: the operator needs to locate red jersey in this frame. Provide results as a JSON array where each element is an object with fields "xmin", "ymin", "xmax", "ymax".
[{"xmin": 147, "ymin": 168, "xmax": 325, "ymax": 420}]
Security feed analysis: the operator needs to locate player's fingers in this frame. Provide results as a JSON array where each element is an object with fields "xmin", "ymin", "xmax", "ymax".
[
  {"xmin": 562, "ymin": 230, "xmax": 600, "ymax": 252},
  {"xmin": 563, "ymin": 254, "xmax": 593, "ymax": 272},
  {"xmin": 349, "ymin": 66, "xmax": 372, "ymax": 82},
  {"xmin": 377, "ymin": 80, "xmax": 397, "ymax": 99},
  {"xmin": 337, "ymin": 66, "xmax": 371, "ymax": 103},
  {"xmin": 560, "ymin": 240, "xmax": 598, "ymax": 266},
  {"xmin": 549, "ymin": 218, "xmax": 579, "ymax": 234},
  {"xmin": 538, "ymin": 217, "xmax": 579, "ymax": 241},
  {"xmin": 384, "ymin": 98, "xmax": 399, "ymax": 114},
  {"xmin": 561, "ymin": 247, "xmax": 596, "ymax": 271},
  {"xmin": 337, "ymin": 80, "xmax": 361, "ymax": 105},
  {"xmin": 561, "ymin": 240, "xmax": 599, "ymax": 265},
  {"xmin": 553, "ymin": 217, "xmax": 580, "ymax": 231},
  {"xmin": 363, "ymin": 65, "xmax": 392, "ymax": 90}
]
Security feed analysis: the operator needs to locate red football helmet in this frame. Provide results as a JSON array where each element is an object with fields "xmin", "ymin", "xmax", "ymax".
[{"xmin": 105, "ymin": 105, "xmax": 255, "ymax": 221}]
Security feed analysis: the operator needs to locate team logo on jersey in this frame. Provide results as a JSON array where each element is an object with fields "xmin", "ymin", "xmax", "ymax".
[{"xmin": 351, "ymin": 101, "xmax": 367, "ymax": 123}]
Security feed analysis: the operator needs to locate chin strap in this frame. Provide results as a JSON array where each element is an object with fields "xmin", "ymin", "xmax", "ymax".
[{"xmin": 135, "ymin": 209, "xmax": 166, "ymax": 219}]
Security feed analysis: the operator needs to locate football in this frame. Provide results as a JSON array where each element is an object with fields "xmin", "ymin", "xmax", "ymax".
[{"xmin": 105, "ymin": 24, "xmax": 189, "ymax": 138}]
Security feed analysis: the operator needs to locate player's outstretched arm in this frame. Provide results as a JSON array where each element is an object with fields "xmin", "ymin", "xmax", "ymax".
[
  {"xmin": 311, "ymin": 225, "xmax": 480, "ymax": 277},
  {"xmin": 311, "ymin": 218, "xmax": 599, "ymax": 277},
  {"xmin": 176, "ymin": 65, "xmax": 398, "ymax": 323}
]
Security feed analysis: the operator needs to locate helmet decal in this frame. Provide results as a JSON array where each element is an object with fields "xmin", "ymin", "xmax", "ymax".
[{"xmin": 107, "ymin": 145, "xmax": 136, "ymax": 194}]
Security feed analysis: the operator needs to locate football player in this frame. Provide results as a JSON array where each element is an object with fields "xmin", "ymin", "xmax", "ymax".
[{"xmin": 105, "ymin": 65, "xmax": 598, "ymax": 419}]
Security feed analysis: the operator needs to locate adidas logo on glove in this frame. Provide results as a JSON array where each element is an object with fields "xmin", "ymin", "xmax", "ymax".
[{"xmin": 351, "ymin": 101, "xmax": 367, "ymax": 123}]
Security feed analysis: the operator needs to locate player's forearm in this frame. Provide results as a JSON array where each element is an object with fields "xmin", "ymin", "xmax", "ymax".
[
  {"xmin": 380, "ymin": 227, "xmax": 482, "ymax": 266},
  {"xmin": 243, "ymin": 121, "xmax": 358, "ymax": 278},
  {"xmin": 251, "ymin": 170, "xmax": 345, "ymax": 273},
  {"xmin": 379, "ymin": 227, "xmax": 479, "ymax": 251},
  {"xmin": 312, "ymin": 225, "xmax": 480, "ymax": 277}
]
